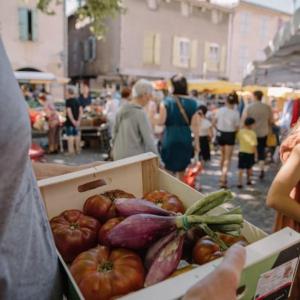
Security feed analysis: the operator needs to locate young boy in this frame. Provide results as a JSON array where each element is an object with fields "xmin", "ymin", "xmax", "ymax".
[{"xmin": 237, "ymin": 117, "xmax": 257, "ymax": 188}]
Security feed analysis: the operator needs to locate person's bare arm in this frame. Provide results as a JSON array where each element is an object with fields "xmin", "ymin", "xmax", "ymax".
[
  {"xmin": 266, "ymin": 144, "xmax": 300, "ymax": 222},
  {"xmin": 183, "ymin": 244, "xmax": 246, "ymax": 300},
  {"xmin": 151, "ymin": 102, "xmax": 167, "ymax": 126},
  {"xmin": 32, "ymin": 161, "xmax": 104, "ymax": 180},
  {"xmin": 269, "ymin": 107, "xmax": 274, "ymax": 126}
]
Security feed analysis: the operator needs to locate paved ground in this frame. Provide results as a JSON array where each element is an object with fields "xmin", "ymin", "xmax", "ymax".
[
  {"xmin": 198, "ymin": 151, "xmax": 279, "ymax": 234},
  {"xmin": 44, "ymin": 146, "xmax": 279, "ymax": 234}
]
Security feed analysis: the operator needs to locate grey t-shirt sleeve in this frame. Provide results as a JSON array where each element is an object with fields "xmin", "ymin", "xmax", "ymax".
[
  {"xmin": 137, "ymin": 110, "xmax": 158, "ymax": 155},
  {"xmin": 0, "ymin": 39, "xmax": 62, "ymax": 299}
]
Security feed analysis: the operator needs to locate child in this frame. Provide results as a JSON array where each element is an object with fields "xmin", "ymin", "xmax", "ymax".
[
  {"xmin": 197, "ymin": 105, "xmax": 213, "ymax": 162},
  {"xmin": 237, "ymin": 117, "xmax": 257, "ymax": 188}
]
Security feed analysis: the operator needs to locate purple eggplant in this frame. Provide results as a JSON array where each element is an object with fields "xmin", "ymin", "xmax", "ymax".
[
  {"xmin": 145, "ymin": 230, "xmax": 178, "ymax": 269},
  {"xmin": 145, "ymin": 232, "xmax": 185, "ymax": 287},
  {"xmin": 115, "ymin": 198, "xmax": 175, "ymax": 217},
  {"xmin": 106, "ymin": 214, "xmax": 177, "ymax": 249}
]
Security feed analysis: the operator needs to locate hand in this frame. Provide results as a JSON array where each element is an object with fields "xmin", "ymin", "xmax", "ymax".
[{"xmin": 183, "ymin": 244, "xmax": 246, "ymax": 300}]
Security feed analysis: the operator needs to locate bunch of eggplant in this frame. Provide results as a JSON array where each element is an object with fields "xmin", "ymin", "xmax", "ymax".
[{"xmin": 106, "ymin": 190, "xmax": 244, "ymax": 287}]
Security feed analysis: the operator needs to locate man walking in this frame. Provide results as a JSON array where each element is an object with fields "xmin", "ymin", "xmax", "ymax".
[{"xmin": 242, "ymin": 90, "xmax": 273, "ymax": 179}]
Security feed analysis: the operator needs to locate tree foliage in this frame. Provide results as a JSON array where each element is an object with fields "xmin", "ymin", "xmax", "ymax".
[{"xmin": 37, "ymin": 0, "xmax": 124, "ymax": 38}]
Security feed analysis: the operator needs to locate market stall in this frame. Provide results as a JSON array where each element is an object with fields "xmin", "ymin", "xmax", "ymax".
[{"xmin": 243, "ymin": 7, "xmax": 300, "ymax": 87}]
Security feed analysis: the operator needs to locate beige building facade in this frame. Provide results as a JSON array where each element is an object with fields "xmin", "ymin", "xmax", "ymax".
[
  {"xmin": 69, "ymin": 0, "xmax": 232, "ymax": 87},
  {"xmin": 228, "ymin": 0, "xmax": 290, "ymax": 83},
  {"xmin": 0, "ymin": 0, "xmax": 66, "ymax": 98}
]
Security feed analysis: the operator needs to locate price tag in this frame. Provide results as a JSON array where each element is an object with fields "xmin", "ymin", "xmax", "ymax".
[{"xmin": 255, "ymin": 257, "xmax": 299, "ymax": 300}]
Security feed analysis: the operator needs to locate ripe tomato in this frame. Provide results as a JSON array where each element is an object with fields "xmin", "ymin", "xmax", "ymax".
[
  {"xmin": 144, "ymin": 190, "xmax": 185, "ymax": 214},
  {"xmin": 70, "ymin": 246, "xmax": 145, "ymax": 300},
  {"xmin": 192, "ymin": 237, "xmax": 223, "ymax": 265},
  {"xmin": 84, "ymin": 190, "xmax": 135, "ymax": 222},
  {"xmin": 50, "ymin": 210, "xmax": 100, "ymax": 263},
  {"xmin": 98, "ymin": 217, "xmax": 124, "ymax": 246}
]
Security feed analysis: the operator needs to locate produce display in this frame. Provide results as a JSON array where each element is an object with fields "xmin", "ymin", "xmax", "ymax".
[{"xmin": 50, "ymin": 189, "xmax": 247, "ymax": 300}]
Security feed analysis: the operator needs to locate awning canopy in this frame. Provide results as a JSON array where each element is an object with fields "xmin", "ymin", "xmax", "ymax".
[
  {"xmin": 243, "ymin": 7, "xmax": 300, "ymax": 87},
  {"xmin": 14, "ymin": 71, "xmax": 70, "ymax": 85}
]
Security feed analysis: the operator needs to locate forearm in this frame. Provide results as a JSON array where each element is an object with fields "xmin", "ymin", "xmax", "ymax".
[{"xmin": 267, "ymin": 192, "xmax": 300, "ymax": 222}]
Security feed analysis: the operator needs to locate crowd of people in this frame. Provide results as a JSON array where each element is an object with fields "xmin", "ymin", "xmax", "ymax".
[{"xmin": 109, "ymin": 75, "xmax": 278, "ymax": 191}]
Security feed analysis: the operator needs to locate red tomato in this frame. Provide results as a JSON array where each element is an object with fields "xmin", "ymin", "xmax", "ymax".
[
  {"xmin": 192, "ymin": 237, "xmax": 222, "ymax": 265},
  {"xmin": 98, "ymin": 217, "xmax": 124, "ymax": 246},
  {"xmin": 144, "ymin": 190, "xmax": 185, "ymax": 214},
  {"xmin": 84, "ymin": 190, "xmax": 135, "ymax": 222},
  {"xmin": 50, "ymin": 210, "xmax": 100, "ymax": 263},
  {"xmin": 70, "ymin": 246, "xmax": 145, "ymax": 300}
]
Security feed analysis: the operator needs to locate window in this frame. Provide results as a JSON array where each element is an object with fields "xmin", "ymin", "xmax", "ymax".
[
  {"xmin": 83, "ymin": 36, "xmax": 97, "ymax": 62},
  {"xmin": 209, "ymin": 44, "xmax": 220, "ymax": 64},
  {"xmin": 179, "ymin": 39, "xmax": 191, "ymax": 67},
  {"xmin": 143, "ymin": 33, "xmax": 160, "ymax": 65},
  {"xmin": 260, "ymin": 16, "xmax": 269, "ymax": 41},
  {"xmin": 240, "ymin": 12, "xmax": 251, "ymax": 35},
  {"xmin": 173, "ymin": 37, "xmax": 197, "ymax": 69},
  {"xmin": 18, "ymin": 7, "xmax": 38, "ymax": 41}
]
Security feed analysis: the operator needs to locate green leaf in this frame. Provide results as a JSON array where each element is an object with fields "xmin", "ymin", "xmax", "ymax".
[{"xmin": 37, "ymin": 0, "xmax": 124, "ymax": 38}]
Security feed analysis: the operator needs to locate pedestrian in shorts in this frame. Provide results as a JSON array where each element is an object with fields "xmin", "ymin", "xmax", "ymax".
[{"xmin": 237, "ymin": 117, "xmax": 257, "ymax": 188}]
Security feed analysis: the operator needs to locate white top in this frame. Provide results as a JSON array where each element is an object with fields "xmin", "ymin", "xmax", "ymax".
[
  {"xmin": 216, "ymin": 106, "xmax": 240, "ymax": 132},
  {"xmin": 199, "ymin": 118, "xmax": 212, "ymax": 137}
]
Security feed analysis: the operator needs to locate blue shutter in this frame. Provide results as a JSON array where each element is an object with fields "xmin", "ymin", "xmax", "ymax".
[
  {"xmin": 18, "ymin": 7, "xmax": 29, "ymax": 41},
  {"xmin": 90, "ymin": 36, "xmax": 97, "ymax": 61},
  {"xmin": 31, "ymin": 9, "xmax": 38, "ymax": 41},
  {"xmin": 83, "ymin": 40, "xmax": 89, "ymax": 62}
]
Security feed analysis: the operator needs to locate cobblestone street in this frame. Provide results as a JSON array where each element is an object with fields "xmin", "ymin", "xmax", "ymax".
[{"xmin": 199, "ymin": 151, "xmax": 279, "ymax": 234}]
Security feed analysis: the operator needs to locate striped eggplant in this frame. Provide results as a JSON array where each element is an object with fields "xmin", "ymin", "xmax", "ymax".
[
  {"xmin": 115, "ymin": 198, "xmax": 174, "ymax": 217},
  {"xmin": 144, "ymin": 231, "xmax": 185, "ymax": 287}
]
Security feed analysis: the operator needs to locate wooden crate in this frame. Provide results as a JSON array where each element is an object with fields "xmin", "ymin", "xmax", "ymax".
[{"xmin": 38, "ymin": 153, "xmax": 300, "ymax": 300}]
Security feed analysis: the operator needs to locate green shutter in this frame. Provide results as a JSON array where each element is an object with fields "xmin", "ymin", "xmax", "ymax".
[
  {"xmin": 83, "ymin": 39, "xmax": 89, "ymax": 62},
  {"xmin": 18, "ymin": 7, "xmax": 29, "ymax": 41},
  {"xmin": 90, "ymin": 37, "xmax": 97, "ymax": 61},
  {"xmin": 31, "ymin": 9, "xmax": 38, "ymax": 41}
]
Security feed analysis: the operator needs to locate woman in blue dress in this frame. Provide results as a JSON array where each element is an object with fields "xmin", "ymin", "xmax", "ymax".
[{"xmin": 152, "ymin": 75, "xmax": 199, "ymax": 179}]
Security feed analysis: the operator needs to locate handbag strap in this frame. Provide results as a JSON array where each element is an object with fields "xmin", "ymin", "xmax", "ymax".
[{"xmin": 174, "ymin": 96, "xmax": 190, "ymax": 125}]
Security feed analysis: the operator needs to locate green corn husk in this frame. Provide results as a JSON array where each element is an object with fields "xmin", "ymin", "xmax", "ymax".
[
  {"xmin": 185, "ymin": 190, "xmax": 234, "ymax": 216},
  {"xmin": 209, "ymin": 223, "xmax": 242, "ymax": 233},
  {"xmin": 184, "ymin": 214, "xmax": 243, "ymax": 226},
  {"xmin": 222, "ymin": 207, "xmax": 242, "ymax": 215}
]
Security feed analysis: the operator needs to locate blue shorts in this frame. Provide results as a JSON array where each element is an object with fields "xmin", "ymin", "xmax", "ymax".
[{"xmin": 65, "ymin": 126, "xmax": 79, "ymax": 136}]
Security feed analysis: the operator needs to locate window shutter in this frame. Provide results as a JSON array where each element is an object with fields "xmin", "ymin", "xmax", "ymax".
[
  {"xmin": 154, "ymin": 33, "xmax": 161, "ymax": 65},
  {"xmin": 143, "ymin": 32, "xmax": 154, "ymax": 64},
  {"xmin": 83, "ymin": 39, "xmax": 89, "ymax": 62},
  {"xmin": 190, "ymin": 39, "xmax": 198, "ymax": 69},
  {"xmin": 31, "ymin": 9, "xmax": 38, "ymax": 41},
  {"xmin": 204, "ymin": 41, "xmax": 211, "ymax": 70},
  {"xmin": 220, "ymin": 45, "xmax": 227, "ymax": 73},
  {"xmin": 89, "ymin": 36, "xmax": 97, "ymax": 61},
  {"xmin": 172, "ymin": 36, "xmax": 181, "ymax": 67},
  {"xmin": 18, "ymin": 7, "xmax": 29, "ymax": 41}
]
